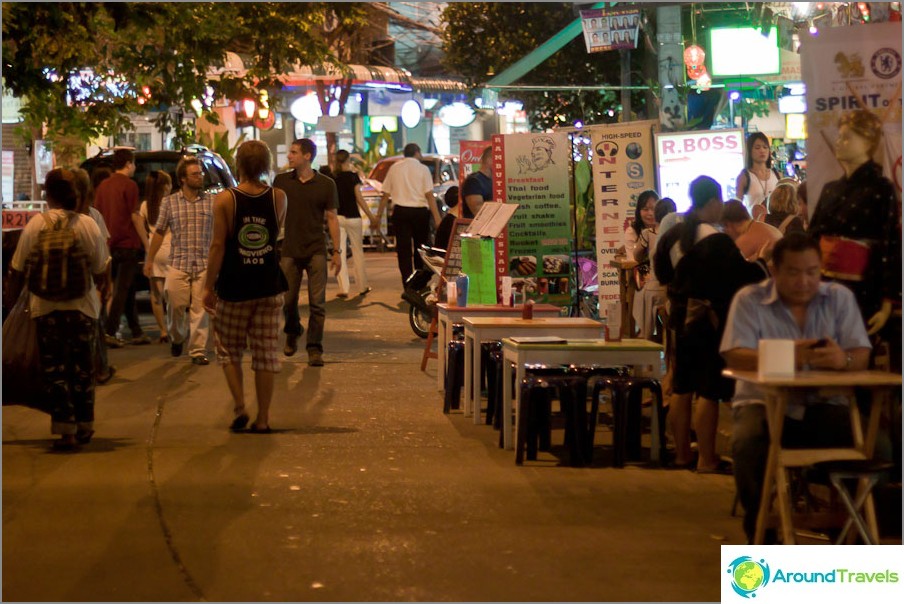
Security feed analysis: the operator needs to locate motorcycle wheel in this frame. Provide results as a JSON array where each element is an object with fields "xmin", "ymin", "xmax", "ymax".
[{"xmin": 408, "ymin": 292, "xmax": 433, "ymax": 339}]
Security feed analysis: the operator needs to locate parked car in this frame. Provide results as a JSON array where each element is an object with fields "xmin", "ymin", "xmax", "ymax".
[
  {"xmin": 360, "ymin": 154, "xmax": 460, "ymax": 248},
  {"xmin": 80, "ymin": 144, "xmax": 236, "ymax": 196}
]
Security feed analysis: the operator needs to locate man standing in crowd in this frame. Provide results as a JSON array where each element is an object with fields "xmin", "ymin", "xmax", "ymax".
[
  {"xmin": 333, "ymin": 149, "xmax": 378, "ymax": 299},
  {"xmin": 461, "ymin": 145, "xmax": 493, "ymax": 219},
  {"xmin": 144, "ymin": 157, "xmax": 213, "ymax": 365},
  {"xmin": 720, "ymin": 199, "xmax": 783, "ymax": 262},
  {"xmin": 721, "ymin": 233, "xmax": 871, "ymax": 543},
  {"xmin": 94, "ymin": 148, "xmax": 150, "ymax": 347},
  {"xmin": 273, "ymin": 138, "xmax": 341, "ymax": 367},
  {"xmin": 375, "ymin": 143, "xmax": 441, "ymax": 288}
]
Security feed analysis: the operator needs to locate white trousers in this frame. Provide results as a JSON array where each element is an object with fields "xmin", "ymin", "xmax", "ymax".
[
  {"xmin": 164, "ymin": 267, "xmax": 209, "ymax": 357},
  {"xmin": 337, "ymin": 215, "xmax": 369, "ymax": 294}
]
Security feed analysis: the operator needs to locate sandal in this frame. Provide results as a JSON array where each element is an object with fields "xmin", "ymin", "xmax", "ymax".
[
  {"xmin": 229, "ymin": 414, "xmax": 250, "ymax": 433},
  {"xmin": 246, "ymin": 424, "xmax": 272, "ymax": 434},
  {"xmin": 158, "ymin": 335, "xmax": 170, "ymax": 344},
  {"xmin": 52, "ymin": 436, "xmax": 79, "ymax": 451},
  {"xmin": 75, "ymin": 429, "xmax": 95, "ymax": 445}
]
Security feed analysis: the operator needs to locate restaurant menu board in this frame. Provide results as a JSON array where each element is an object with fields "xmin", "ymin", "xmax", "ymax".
[
  {"xmin": 580, "ymin": 8, "xmax": 641, "ymax": 53},
  {"xmin": 655, "ymin": 129, "xmax": 745, "ymax": 213},
  {"xmin": 587, "ymin": 120, "xmax": 659, "ymax": 304},
  {"xmin": 491, "ymin": 132, "xmax": 572, "ymax": 306},
  {"xmin": 441, "ymin": 218, "xmax": 472, "ymax": 281}
]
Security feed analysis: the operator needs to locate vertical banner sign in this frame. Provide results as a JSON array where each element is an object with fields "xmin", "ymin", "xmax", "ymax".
[
  {"xmin": 493, "ymin": 132, "xmax": 572, "ymax": 305},
  {"xmin": 589, "ymin": 120, "xmax": 658, "ymax": 304},
  {"xmin": 655, "ymin": 129, "xmax": 745, "ymax": 212},
  {"xmin": 459, "ymin": 141, "xmax": 492, "ymax": 205},
  {"xmin": 2, "ymin": 150, "xmax": 14, "ymax": 202},
  {"xmin": 801, "ymin": 22, "xmax": 903, "ymax": 218}
]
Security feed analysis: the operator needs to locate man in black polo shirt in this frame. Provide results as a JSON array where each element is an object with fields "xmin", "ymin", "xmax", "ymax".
[{"xmin": 273, "ymin": 138, "xmax": 341, "ymax": 366}]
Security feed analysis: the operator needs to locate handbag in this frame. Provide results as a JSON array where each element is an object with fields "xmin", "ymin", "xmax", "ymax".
[{"xmin": 2, "ymin": 288, "xmax": 50, "ymax": 413}]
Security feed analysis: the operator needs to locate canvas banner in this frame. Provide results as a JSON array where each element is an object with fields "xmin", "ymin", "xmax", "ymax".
[
  {"xmin": 588, "ymin": 120, "xmax": 658, "ymax": 304},
  {"xmin": 801, "ymin": 22, "xmax": 902, "ymax": 216},
  {"xmin": 492, "ymin": 132, "xmax": 572, "ymax": 305}
]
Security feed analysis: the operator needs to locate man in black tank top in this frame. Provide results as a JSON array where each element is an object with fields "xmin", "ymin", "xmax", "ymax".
[
  {"xmin": 272, "ymin": 138, "xmax": 341, "ymax": 366},
  {"xmin": 203, "ymin": 141, "xmax": 287, "ymax": 434}
]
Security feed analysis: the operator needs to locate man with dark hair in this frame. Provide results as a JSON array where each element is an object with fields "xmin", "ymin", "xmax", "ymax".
[
  {"xmin": 721, "ymin": 232, "xmax": 871, "ymax": 542},
  {"xmin": 272, "ymin": 138, "xmax": 341, "ymax": 366},
  {"xmin": 144, "ymin": 156, "xmax": 213, "ymax": 364},
  {"xmin": 461, "ymin": 145, "xmax": 493, "ymax": 219},
  {"xmin": 375, "ymin": 143, "xmax": 441, "ymax": 287},
  {"xmin": 94, "ymin": 148, "xmax": 150, "ymax": 347}
]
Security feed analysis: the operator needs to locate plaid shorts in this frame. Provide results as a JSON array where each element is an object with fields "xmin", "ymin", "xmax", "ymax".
[{"xmin": 213, "ymin": 294, "xmax": 284, "ymax": 373}]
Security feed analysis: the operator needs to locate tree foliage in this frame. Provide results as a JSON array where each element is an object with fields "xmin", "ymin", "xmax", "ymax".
[
  {"xmin": 2, "ymin": 2, "xmax": 369, "ymax": 148},
  {"xmin": 441, "ymin": 2, "xmax": 650, "ymax": 130}
]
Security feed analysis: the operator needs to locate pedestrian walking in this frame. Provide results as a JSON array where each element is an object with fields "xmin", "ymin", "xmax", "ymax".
[
  {"xmin": 333, "ymin": 149, "xmax": 378, "ymax": 298},
  {"xmin": 139, "ymin": 170, "xmax": 173, "ymax": 344},
  {"xmin": 144, "ymin": 158, "xmax": 213, "ymax": 365},
  {"xmin": 94, "ymin": 148, "xmax": 150, "ymax": 347},
  {"xmin": 7, "ymin": 168, "xmax": 110, "ymax": 450},
  {"xmin": 375, "ymin": 143, "xmax": 442, "ymax": 288},
  {"xmin": 272, "ymin": 138, "xmax": 341, "ymax": 366},
  {"xmin": 203, "ymin": 140, "xmax": 287, "ymax": 433}
]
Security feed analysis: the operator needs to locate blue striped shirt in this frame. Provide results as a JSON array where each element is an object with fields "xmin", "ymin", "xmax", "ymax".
[{"xmin": 155, "ymin": 190, "xmax": 213, "ymax": 274}]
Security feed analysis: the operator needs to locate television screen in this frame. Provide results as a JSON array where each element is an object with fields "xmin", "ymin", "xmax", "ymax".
[{"xmin": 709, "ymin": 26, "xmax": 781, "ymax": 76}]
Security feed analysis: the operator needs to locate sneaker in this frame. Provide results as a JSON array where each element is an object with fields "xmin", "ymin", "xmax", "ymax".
[
  {"xmin": 308, "ymin": 350, "xmax": 324, "ymax": 367},
  {"xmin": 104, "ymin": 334, "xmax": 124, "ymax": 349},
  {"xmin": 336, "ymin": 292, "xmax": 349, "ymax": 299},
  {"xmin": 190, "ymin": 355, "xmax": 210, "ymax": 366},
  {"xmin": 131, "ymin": 334, "xmax": 152, "ymax": 345},
  {"xmin": 171, "ymin": 341, "xmax": 184, "ymax": 357},
  {"xmin": 284, "ymin": 334, "xmax": 298, "ymax": 357}
]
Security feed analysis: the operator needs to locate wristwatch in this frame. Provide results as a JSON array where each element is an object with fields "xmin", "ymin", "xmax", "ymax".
[{"xmin": 845, "ymin": 352, "xmax": 853, "ymax": 370}]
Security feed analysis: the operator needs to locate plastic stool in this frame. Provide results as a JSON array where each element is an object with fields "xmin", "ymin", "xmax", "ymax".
[
  {"xmin": 812, "ymin": 459, "xmax": 894, "ymax": 544},
  {"xmin": 443, "ymin": 340, "xmax": 465, "ymax": 414},
  {"xmin": 516, "ymin": 374, "xmax": 588, "ymax": 466},
  {"xmin": 589, "ymin": 376, "xmax": 665, "ymax": 467}
]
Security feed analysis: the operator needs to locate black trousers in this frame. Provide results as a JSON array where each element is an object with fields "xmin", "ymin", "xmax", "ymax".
[{"xmin": 391, "ymin": 205, "xmax": 431, "ymax": 286}]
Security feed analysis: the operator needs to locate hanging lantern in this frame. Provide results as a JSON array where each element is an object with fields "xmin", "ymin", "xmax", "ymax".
[{"xmin": 684, "ymin": 44, "xmax": 706, "ymax": 80}]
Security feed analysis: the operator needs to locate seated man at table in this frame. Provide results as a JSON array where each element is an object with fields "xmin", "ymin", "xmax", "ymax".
[{"xmin": 720, "ymin": 232, "xmax": 871, "ymax": 542}]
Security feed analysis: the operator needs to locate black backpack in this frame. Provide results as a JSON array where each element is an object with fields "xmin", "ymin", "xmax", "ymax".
[{"xmin": 25, "ymin": 212, "xmax": 91, "ymax": 301}]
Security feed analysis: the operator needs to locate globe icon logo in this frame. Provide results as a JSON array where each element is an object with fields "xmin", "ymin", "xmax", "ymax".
[{"xmin": 727, "ymin": 556, "xmax": 770, "ymax": 598}]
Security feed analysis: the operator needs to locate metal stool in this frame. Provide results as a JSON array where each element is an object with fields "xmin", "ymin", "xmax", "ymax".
[{"xmin": 812, "ymin": 459, "xmax": 894, "ymax": 544}]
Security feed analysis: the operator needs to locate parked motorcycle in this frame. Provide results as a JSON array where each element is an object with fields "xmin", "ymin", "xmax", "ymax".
[{"xmin": 402, "ymin": 246, "xmax": 447, "ymax": 339}]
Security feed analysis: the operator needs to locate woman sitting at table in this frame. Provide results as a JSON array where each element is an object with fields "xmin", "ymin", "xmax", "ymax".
[{"xmin": 720, "ymin": 233, "xmax": 871, "ymax": 543}]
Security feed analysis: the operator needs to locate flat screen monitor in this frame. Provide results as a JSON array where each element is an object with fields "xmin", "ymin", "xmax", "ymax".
[{"xmin": 709, "ymin": 26, "xmax": 781, "ymax": 76}]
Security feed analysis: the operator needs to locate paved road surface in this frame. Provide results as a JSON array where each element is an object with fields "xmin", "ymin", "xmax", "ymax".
[{"xmin": 3, "ymin": 253, "xmax": 744, "ymax": 602}]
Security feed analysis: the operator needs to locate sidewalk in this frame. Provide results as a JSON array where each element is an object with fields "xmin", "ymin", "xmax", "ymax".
[{"xmin": 2, "ymin": 253, "xmax": 744, "ymax": 602}]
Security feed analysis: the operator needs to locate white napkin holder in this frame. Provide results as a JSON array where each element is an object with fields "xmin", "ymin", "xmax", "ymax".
[{"xmin": 758, "ymin": 339, "xmax": 795, "ymax": 379}]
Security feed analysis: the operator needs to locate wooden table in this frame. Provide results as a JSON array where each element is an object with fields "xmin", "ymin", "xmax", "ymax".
[
  {"xmin": 501, "ymin": 338, "xmax": 663, "ymax": 453},
  {"xmin": 609, "ymin": 256, "xmax": 638, "ymax": 339},
  {"xmin": 463, "ymin": 317, "xmax": 603, "ymax": 425},
  {"xmin": 434, "ymin": 303, "xmax": 562, "ymax": 391},
  {"xmin": 722, "ymin": 369, "xmax": 902, "ymax": 545}
]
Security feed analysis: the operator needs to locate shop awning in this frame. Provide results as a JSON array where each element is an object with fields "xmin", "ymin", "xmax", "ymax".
[{"xmin": 212, "ymin": 52, "xmax": 468, "ymax": 95}]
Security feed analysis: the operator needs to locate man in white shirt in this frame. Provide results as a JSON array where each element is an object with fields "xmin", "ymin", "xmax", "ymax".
[{"xmin": 375, "ymin": 143, "xmax": 442, "ymax": 288}]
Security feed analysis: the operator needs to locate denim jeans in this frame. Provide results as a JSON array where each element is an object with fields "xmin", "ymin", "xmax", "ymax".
[
  {"xmin": 105, "ymin": 247, "xmax": 144, "ymax": 338},
  {"xmin": 731, "ymin": 402, "xmax": 852, "ymax": 541},
  {"xmin": 280, "ymin": 254, "xmax": 327, "ymax": 352}
]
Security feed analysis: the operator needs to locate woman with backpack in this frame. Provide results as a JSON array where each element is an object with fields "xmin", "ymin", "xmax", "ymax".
[{"xmin": 7, "ymin": 168, "xmax": 110, "ymax": 451}]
